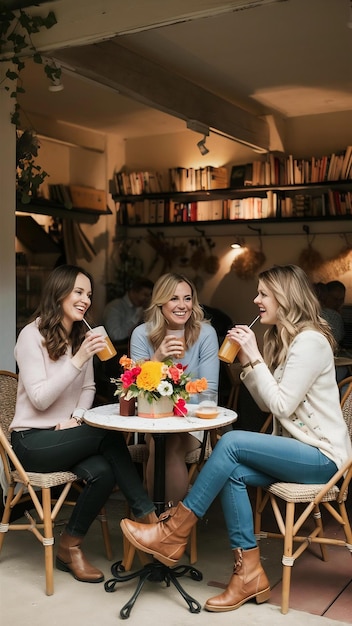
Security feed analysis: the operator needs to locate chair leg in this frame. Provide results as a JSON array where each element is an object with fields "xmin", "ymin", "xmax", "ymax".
[
  {"xmin": 121, "ymin": 535, "xmax": 136, "ymax": 571},
  {"xmin": 188, "ymin": 525, "xmax": 197, "ymax": 564},
  {"xmin": 0, "ymin": 485, "xmax": 14, "ymax": 552},
  {"xmin": 42, "ymin": 488, "xmax": 54, "ymax": 596},
  {"xmin": 312, "ymin": 504, "xmax": 329, "ymax": 561},
  {"xmin": 97, "ymin": 506, "xmax": 113, "ymax": 560},
  {"xmin": 281, "ymin": 501, "xmax": 295, "ymax": 614}
]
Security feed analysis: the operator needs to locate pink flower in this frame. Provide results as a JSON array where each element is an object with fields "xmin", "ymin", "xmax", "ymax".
[
  {"xmin": 121, "ymin": 366, "xmax": 141, "ymax": 388},
  {"xmin": 168, "ymin": 365, "xmax": 182, "ymax": 384},
  {"xmin": 173, "ymin": 398, "xmax": 187, "ymax": 416}
]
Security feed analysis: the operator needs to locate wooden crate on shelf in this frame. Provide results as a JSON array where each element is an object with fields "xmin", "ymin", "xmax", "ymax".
[{"xmin": 69, "ymin": 185, "xmax": 106, "ymax": 211}]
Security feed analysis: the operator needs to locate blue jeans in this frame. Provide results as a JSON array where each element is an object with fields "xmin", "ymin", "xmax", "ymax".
[
  {"xmin": 11, "ymin": 424, "xmax": 154, "ymax": 537},
  {"xmin": 183, "ymin": 430, "xmax": 337, "ymax": 550}
]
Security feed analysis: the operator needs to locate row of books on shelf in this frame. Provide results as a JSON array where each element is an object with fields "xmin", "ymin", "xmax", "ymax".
[
  {"xmin": 117, "ymin": 191, "xmax": 352, "ymax": 225},
  {"xmin": 111, "ymin": 148, "xmax": 352, "ymax": 199},
  {"xmin": 231, "ymin": 146, "xmax": 352, "ymax": 188},
  {"xmin": 111, "ymin": 166, "xmax": 229, "ymax": 196}
]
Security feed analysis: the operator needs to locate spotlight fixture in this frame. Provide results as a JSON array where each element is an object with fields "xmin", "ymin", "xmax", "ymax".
[
  {"xmin": 45, "ymin": 59, "xmax": 64, "ymax": 92},
  {"xmin": 197, "ymin": 135, "xmax": 209, "ymax": 156},
  {"xmin": 231, "ymin": 238, "xmax": 245, "ymax": 249},
  {"xmin": 48, "ymin": 79, "xmax": 64, "ymax": 92}
]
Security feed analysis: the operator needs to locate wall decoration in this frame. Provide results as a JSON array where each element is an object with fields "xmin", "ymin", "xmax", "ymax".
[{"xmin": 231, "ymin": 247, "xmax": 266, "ymax": 279}]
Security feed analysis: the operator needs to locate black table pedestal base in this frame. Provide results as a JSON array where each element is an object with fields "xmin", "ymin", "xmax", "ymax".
[{"xmin": 105, "ymin": 559, "xmax": 203, "ymax": 619}]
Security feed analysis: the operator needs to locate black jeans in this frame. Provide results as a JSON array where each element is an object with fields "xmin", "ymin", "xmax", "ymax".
[{"xmin": 11, "ymin": 424, "xmax": 154, "ymax": 537}]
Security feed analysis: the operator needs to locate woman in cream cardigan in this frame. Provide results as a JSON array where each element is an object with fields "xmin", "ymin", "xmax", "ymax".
[{"xmin": 121, "ymin": 264, "xmax": 352, "ymax": 613}]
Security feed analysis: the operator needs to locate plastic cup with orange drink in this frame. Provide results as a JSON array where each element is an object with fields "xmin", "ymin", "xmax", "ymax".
[{"xmin": 218, "ymin": 315, "xmax": 260, "ymax": 364}]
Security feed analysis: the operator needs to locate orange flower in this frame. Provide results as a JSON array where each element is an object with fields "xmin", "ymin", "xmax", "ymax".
[
  {"xmin": 185, "ymin": 377, "xmax": 208, "ymax": 394},
  {"xmin": 119, "ymin": 355, "xmax": 133, "ymax": 370}
]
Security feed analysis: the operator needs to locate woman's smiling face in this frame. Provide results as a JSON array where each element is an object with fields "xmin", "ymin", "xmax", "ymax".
[
  {"xmin": 61, "ymin": 273, "xmax": 92, "ymax": 331},
  {"xmin": 161, "ymin": 281, "xmax": 193, "ymax": 330},
  {"xmin": 254, "ymin": 279, "xmax": 279, "ymax": 326}
]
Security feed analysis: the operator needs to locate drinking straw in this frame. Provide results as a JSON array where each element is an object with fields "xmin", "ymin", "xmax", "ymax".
[
  {"xmin": 248, "ymin": 315, "xmax": 260, "ymax": 328},
  {"xmin": 82, "ymin": 318, "xmax": 93, "ymax": 331}
]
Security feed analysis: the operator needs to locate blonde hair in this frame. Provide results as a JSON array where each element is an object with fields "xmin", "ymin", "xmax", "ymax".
[
  {"xmin": 259, "ymin": 265, "xmax": 336, "ymax": 370},
  {"xmin": 144, "ymin": 273, "xmax": 207, "ymax": 350}
]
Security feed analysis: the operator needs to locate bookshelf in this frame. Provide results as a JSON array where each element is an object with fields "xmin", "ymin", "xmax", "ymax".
[
  {"xmin": 111, "ymin": 147, "xmax": 352, "ymax": 226},
  {"xmin": 111, "ymin": 180, "xmax": 352, "ymax": 227}
]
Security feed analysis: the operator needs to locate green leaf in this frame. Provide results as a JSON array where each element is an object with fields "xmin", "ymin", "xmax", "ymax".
[
  {"xmin": 33, "ymin": 53, "xmax": 42, "ymax": 64},
  {"xmin": 43, "ymin": 12, "xmax": 58, "ymax": 30},
  {"xmin": 21, "ymin": 192, "xmax": 31, "ymax": 204},
  {"xmin": 6, "ymin": 70, "xmax": 18, "ymax": 80}
]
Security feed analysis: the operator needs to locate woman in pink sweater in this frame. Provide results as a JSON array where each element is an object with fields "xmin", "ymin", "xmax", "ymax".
[{"xmin": 11, "ymin": 265, "xmax": 156, "ymax": 584}]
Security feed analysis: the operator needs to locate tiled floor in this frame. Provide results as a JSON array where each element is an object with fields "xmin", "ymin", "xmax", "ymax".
[{"xmin": 1, "ymin": 491, "xmax": 351, "ymax": 626}]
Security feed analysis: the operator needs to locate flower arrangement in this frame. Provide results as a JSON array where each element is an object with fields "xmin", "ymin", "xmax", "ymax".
[{"xmin": 113, "ymin": 355, "xmax": 208, "ymax": 416}]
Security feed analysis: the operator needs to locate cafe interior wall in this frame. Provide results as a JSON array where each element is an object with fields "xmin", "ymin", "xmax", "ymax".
[
  {"xmin": 21, "ymin": 132, "xmax": 122, "ymax": 324},
  {"xmin": 23, "ymin": 109, "xmax": 352, "ymax": 336},
  {"xmin": 118, "ymin": 112, "xmax": 352, "ymax": 344}
]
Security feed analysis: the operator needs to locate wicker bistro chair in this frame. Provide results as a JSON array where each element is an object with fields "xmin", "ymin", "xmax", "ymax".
[
  {"xmin": 122, "ymin": 431, "xmax": 214, "ymax": 570},
  {"xmin": 0, "ymin": 371, "xmax": 112, "ymax": 596},
  {"xmin": 254, "ymin": 377, "xmax": 352, "ymax": 615}
]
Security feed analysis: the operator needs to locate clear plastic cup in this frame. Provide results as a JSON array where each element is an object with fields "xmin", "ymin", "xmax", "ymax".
[
  {"xmin": 90, "ymin": 325, "xmax": 117, "ymax": 361},
  {"xmin": 195, "ymin": 390, "xmax": 219, "ymax": 419},
  {"xmin": 218, "ymin": 337, "xmax": 241, "ymax": 363},
  {"xmin": 166, "ymin": 328, "xmax": 185, "ymax": 358}
]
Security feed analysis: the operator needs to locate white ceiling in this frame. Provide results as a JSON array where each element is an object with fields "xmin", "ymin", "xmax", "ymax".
[{"xmin": 16, "ymin": 0, "xmax": 352, "ymax": 140}]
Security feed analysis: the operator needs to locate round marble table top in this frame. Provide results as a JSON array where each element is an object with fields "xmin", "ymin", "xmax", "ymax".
[{"xmin": 83, "ymin": 403, "xmax": 237, "ymax": 434}]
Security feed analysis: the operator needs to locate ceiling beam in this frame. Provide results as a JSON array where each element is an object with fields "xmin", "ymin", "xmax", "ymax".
[
  {"xmin": 2, "ymin": 1, "xmax": 286, "ymax": 51},
  {"xmin": 54, "ymin": 40, "xmax": 270, "ymax": 152}
]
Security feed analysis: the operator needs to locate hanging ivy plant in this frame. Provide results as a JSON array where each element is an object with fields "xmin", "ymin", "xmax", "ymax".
[
  {"xmin": 16, "ymin": 128, "xmax": 48, "ymax": 203},
  {"xmin": 0, "ymin": 2, "xmax": 59, "ymax": 202}
]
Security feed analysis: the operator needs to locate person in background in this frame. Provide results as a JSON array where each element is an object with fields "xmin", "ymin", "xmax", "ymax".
[
  {"xmin": 325, "ymin": 280, "xmax": 346, "ymax": 313},
  {"xmin": 103, "ymin": 277, "xmax": 154, "ymax": 345},
  {"xmin": 10, "ymin": 265, "xmax": 156, "ymax": 585},
  {"xmin": 314, "ymin": 280, "xmax": 347, "ymax": 382},
  {"xmin": 201, "ymin": 303, "xmax": 233, "ymax": 406},
  {"xmin": 121, "ymin": 265, "xmax": 351, "ymax": 613},
  {"xmin": 130, "ymin": 273, "xmax": 219, "ymax": 504},
  {"xmin": 315, "ymin": 281, "xmax": 346, "ymax": 346}
]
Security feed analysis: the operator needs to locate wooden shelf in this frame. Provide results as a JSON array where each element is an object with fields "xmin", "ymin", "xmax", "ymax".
[
  {"xmin": 111, "ymin": 180, "xmax": 352, "ymax": 203},
  {"xmin": 16, "ymin": 198, "xmax": 112, "ymax": 224}
]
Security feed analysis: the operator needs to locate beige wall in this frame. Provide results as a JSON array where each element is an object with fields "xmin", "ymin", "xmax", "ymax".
[
  {"xmin": 109, "ymin": 112, "xmax": 352, "ymax": 334},
  {"xmin": 9, "ymin": 109, "xmax": 352, "ymax": 366}
]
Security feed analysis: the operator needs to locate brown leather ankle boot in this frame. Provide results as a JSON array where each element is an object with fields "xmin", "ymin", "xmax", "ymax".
[
  {"xmin": 120, "ymin": 501, "xmax": 198, "ymax": 566},
  {"xmin": 136, "ymin": 510, "xmax": 159, "ymax": 524},
  {"xmin": 56, "ymin": 531, "xmax": 104, "ymax": 583},
  {"xmin": 121, "ymin": 510, "xmax": 159, "ymax": 570},
  {"xmin": 204, "ymin": 547, "xmax": 270, "ymax": 612}
]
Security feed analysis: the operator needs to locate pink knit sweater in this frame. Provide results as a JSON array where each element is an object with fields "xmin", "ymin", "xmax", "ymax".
[{"xmin": 10, "ymin": 320, "xmax": 96, "ymax": 431}]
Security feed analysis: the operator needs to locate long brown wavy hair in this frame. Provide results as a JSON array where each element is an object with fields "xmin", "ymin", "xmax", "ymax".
[
  {"xmin": 144, "ymin": 273, "xmax": 208, "ymax": 350},
  {"xmin": 32, "ymin": 265, "xmax": 94, "ymax": 361},
  {"xmin": 259, "ymin": 264, "xmax": 336, "ymax": 370}
]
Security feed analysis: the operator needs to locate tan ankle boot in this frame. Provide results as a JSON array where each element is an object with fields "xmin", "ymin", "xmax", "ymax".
[
  {"xmin": 120, "ymin": 501, "xmax": 197, "ymax": 567},
  {"xmin": 204, "ymin": 547, "xmax": 270, "ymax": 612},
  {"xmin": 56, "ymin": 531, "xmax": 104, "ymax": 583},
  {"xmin": 121, "ymin": 510, "xmax": 159, "ymax": 570},
  {"xmin": 136, "ymin": 510, "xmax": 159, "ymax": 524}
]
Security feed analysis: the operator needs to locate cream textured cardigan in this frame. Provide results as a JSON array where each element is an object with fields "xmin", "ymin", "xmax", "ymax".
[{"xmin": 241, "ymin": 330, "xmax": 352, "ymax": 470}]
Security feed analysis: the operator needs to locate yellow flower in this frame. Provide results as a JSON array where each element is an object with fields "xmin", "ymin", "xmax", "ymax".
[{"xmin": 136, "ymin": 361, "xmax": 164, "ymax": 391}]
